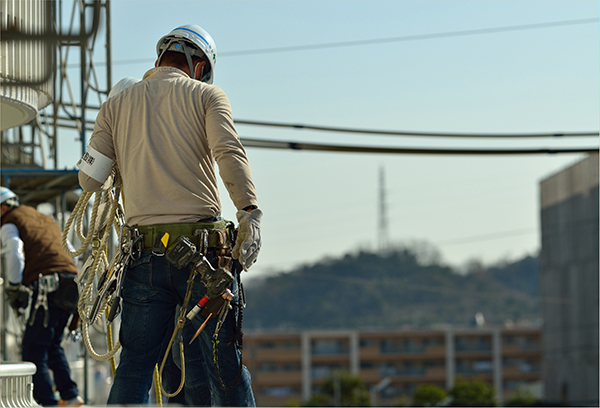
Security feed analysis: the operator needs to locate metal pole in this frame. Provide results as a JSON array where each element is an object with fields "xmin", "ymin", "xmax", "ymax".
[
  {"xmin": 79, "ymin": 2, "xmax": 87, "ymax": 157},
  {"xmin": 52, "ymin": 0, "xmax": 59, "ymax": 169},
  {"xmin": 106, "ymin": 0, "xmax": 112, "ymax": 92},
  {"xmin": 79, "ymin": 6, "xmax": 88, "ymax": 401}
]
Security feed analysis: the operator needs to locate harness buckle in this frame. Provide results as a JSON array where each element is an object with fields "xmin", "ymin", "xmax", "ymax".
[{"xmin": 194, "ymin": 228, "xmax": 209, "ymax": 255}]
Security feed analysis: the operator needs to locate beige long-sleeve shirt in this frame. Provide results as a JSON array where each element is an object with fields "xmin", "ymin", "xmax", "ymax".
[{"xmin": 79, "ymin": 67, "xmax": 258, "ymax": 226}]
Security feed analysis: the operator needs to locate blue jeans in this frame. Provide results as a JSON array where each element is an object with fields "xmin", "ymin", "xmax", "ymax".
[
  {"xmin": 107, "ymin": 252, "xmax": 255, "ymax": 406},
  {"xmin": 23, "ymin": 291, "xmax": 80, "ymax": 406},
  {"xmin": 161, "ymin": 306, "xmax": 211, "ymax": 406}
]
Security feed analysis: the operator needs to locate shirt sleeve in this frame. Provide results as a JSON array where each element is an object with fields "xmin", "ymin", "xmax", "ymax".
[
  {"xmin": 78, "ymin": 102, "xmax": 117, "ymax": 192},
  {"xmin": 204, "ymin": 87, "xmax": 258, "ymax": 210},
  {"xmin": 0, "ymin": 223, "xmax": 25, "ymax": 285}
]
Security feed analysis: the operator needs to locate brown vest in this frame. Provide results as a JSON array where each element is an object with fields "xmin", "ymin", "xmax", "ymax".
[{"xmin": 1, "ymin": 205, "xmax": 78, "ymax": 286}]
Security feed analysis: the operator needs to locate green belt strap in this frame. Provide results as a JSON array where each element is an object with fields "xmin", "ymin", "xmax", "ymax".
[{"xmin": 136, "ymin": 220, "xmax": 229, "ymax": 251}]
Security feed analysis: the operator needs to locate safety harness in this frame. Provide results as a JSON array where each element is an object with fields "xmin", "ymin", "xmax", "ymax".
[{"xmin": 61, "ymin": 169, "xmax": 245, "ymax": 402}]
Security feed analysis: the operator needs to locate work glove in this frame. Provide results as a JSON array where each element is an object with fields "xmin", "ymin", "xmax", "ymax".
[
  {"xmin": 232, "ymin": 208, "xmax": 263, "ymax": 271},
  {"xmin": 6, "ymin": 283, "xmax": 30, "ymax": 311}
]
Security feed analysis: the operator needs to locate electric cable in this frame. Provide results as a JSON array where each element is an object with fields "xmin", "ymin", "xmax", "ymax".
[
  {"xmin": 94, "ymin": 17, "xmax": 599, "ymax": 67},
  {"xmin": 239, "ymin": 137, "xmax": 599, "ymax": 155},
  {"xmin": 435, "ymin": 228, "xmax": 536, "ymax": 246},
  {"xmin": 49, "ymin": 114, "xmax": 599, "ymax": 140},
  {"xmin": 220, "ymin": 17, "xmax": 599, "ymax": 57},
  {"xmin": 236, "ymin": 120, "xmax": 598, "ymax": 138}
]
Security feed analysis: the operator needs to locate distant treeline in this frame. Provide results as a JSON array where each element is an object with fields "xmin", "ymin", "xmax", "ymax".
[{"xmin": 242, "ymin": 247, "xmax": 539, "ymax": 332}]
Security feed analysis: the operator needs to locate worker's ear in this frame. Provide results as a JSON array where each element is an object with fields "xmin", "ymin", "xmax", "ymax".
[{"xmin": 194, "ymin": 61, "xmax": 206, "ymax": 81}]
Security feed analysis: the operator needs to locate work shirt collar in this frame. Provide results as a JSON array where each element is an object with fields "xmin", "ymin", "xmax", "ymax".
[{"xmin": 142, "ymin": 66, "xmax": 189, "ymax": 80}]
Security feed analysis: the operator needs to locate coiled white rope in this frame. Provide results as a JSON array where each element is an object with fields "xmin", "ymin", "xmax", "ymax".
[{"xmin": 61, "ymin": 172, "xmax": 124, "ymax": 361}]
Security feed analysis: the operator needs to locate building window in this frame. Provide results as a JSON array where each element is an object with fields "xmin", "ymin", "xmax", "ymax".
[
  {"xmin": 455, "ymin": 336, "xmax": 491, "ymax": 352},
  {"xmin": 360, "ymin": 339, "xmax": 377, "ymax": 347},
  {"xmin": 380, "ymin": 362, "xmax": 425, "ymax": 377},
  {"xmin": 261, "ymin": 386, "xmax": 297, "ymax": 397},
  {"xmin": 259, "ymin": 363, "xmax": 279, "ymax": 372},
  {"xmin": 282, "ymin": 341, "xmax": 301, "ymax": 349},
  {"xmin": 422, "ymin": 337, "xmax": 443, "ymax": 347},
  {"xmin": 423, "ymin": 360, "xmax": 443, "ymax": 370},
  {"xmin": 380, "ymin": 338, "xmax": 425, "ymax": 354},
  {"xmin": 472, "ymin": 360, "xmax": 493, "ymax": 373},
  {"xmin": 456, "ymin": 359, "xmax": 493, "ymax": 374},
  {"xmin": 504, "ymin": 358, "xmax": 539, "ymax": 373},
  {"xmin": 258, "ymin": 342, "xmax": 277, "ymax": 349},
  {"xmin": 311, "ymin": 364, "xmax": 345, "ymax": 379},
  {"xmin": 283, "ymin": 363, "xmax": 301, "ymax": 371},
  {"xmin": 502, "ymin": 335, "xmax": 540, "ymax": 351},
  {"xmin": 312, "ymin": 339, "xmax": 348, "ymax": 355}
]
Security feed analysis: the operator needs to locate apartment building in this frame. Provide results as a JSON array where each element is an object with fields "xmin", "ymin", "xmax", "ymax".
[{"xmin": 243, "ymin": 326, "xmax": 542, "ymax": 406}]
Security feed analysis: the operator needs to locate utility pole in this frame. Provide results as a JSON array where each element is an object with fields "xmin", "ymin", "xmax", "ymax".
[{"xmin": 378, "ymin": 165, "xmax": 389, "ymax": 253}]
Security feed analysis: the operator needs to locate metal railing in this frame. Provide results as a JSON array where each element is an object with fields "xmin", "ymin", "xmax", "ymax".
[{"xmin": 0, "ymin": 362, "xmax": 40, "ymax": 407}]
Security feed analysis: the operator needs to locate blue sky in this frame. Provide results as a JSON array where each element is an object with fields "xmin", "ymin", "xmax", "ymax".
[{"xmin": 58, "ymin": 1, "xmax": 599, "ymax": 279}]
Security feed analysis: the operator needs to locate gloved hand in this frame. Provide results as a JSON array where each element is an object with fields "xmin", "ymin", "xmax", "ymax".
[
  {"xmin": 232, "ymin": 208, "xmax": 263, "ymax": 271},
  {"xmin": 6, "ymin": 283, "xmax": 30, "ymax": 311}
]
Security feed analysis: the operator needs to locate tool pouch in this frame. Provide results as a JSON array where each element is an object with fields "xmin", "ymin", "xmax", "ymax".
[
  {"xmin": 54, "ymin": 274, "xmax": 79, "ymax": 312},
  {"xmin": 166, "ymin": 236, "xmax": 200, "ymax": 269},
  {"xmin": 202, "ymin": 296, "xmax": 228, "ymax": 317},
  {"xmin": 195, "ymin": 261, "xmax": 234, "ymax": 299}
]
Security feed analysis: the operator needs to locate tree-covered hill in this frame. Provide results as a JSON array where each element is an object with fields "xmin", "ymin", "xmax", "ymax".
[{"xmin": 242, "ymin": 248, "xmax": 539, "ymax": 332}]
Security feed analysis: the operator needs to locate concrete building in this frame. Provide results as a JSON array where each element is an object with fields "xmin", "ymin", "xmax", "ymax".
[
  {"xmin": 243, "ymin": 326, "xmax": 542, "ymax": 406},
  {"xmin": 539, "ymin": 154, "xmax": 599, "ymax": 406}
]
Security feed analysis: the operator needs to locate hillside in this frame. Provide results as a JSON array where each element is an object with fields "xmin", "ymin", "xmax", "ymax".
[{"xmin": 242, "ymin": 248, "xmax": 539, "ymax": 332}]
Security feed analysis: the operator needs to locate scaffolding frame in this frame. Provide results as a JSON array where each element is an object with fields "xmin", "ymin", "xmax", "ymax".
[
  {"xmin": 1, "ymin": 1, "xmax": 113, "ymax": 403},
  {"xmin": 1, "ymin": 0, "xmax": 111, "ymax": 212}
]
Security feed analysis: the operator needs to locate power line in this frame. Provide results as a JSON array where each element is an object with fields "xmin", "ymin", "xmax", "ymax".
[
  {"xmin": 436, "ymin": 228, "xmax": 536, "ymax": 246},
  {"xmin": 240, "ymin": 137, "xmax": 599, "ymax": 155},
  {"xmin": 86, "ymin": 17, "xmax": 599, "ymax": 67},
  {"xmin": 220, "ymin": 18, "xmax": 599, "ymax": 57},
  {"xmin": 236, "ymin": 120, "xmax": 599, "ymax": 139}
]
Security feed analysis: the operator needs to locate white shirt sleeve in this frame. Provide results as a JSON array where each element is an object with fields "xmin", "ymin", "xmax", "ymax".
[{"xmin": 0, "ymin": 223, "xmax": 25, "ymax": 285}]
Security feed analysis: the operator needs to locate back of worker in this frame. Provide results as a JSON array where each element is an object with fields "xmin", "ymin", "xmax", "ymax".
[
  {"xmin": 84, "ymin": 67, "xmax": 256, "ymax": 225},
  {"xmin": 1, "ymin": 188, "xmax": 84, "ymax": 407},
  {"xmin": 77, "ymin": 24, "xmax": 261, "ymax": 406},
  {"xmin": 1, "ymin": 205, "xmax": 78, "ymax": 285}
]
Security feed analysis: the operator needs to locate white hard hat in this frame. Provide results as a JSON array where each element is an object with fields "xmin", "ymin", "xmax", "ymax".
[
  {"xmin": 0, "ymin": 186, "xmax": 18, "ymax": 205},
  {"xmin": 156, "ymin": 24, "xmax": 217, "ymax": 84},
  {"xmin": 108, "ymin": 77, "xmax": 140, "ymax": 99}
]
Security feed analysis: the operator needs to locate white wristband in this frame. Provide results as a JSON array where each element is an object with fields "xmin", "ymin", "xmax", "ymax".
[{"xmin": 77, "ymin": 146, "xmax": 115, "ymax": 183}]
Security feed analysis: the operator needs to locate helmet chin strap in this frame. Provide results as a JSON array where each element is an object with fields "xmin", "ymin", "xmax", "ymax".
[{"xmin": 180, "ymin": 41, "xmax": 196, "ymax": 80}]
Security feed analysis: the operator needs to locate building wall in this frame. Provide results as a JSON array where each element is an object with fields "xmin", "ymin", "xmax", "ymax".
[
  {"xmin": 244, "ymin": 327, "xmax": 542, "ymax": 406},
  {"xmin": 539, "ymin": 154, "xmax": 599, "ymax": 406}
]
